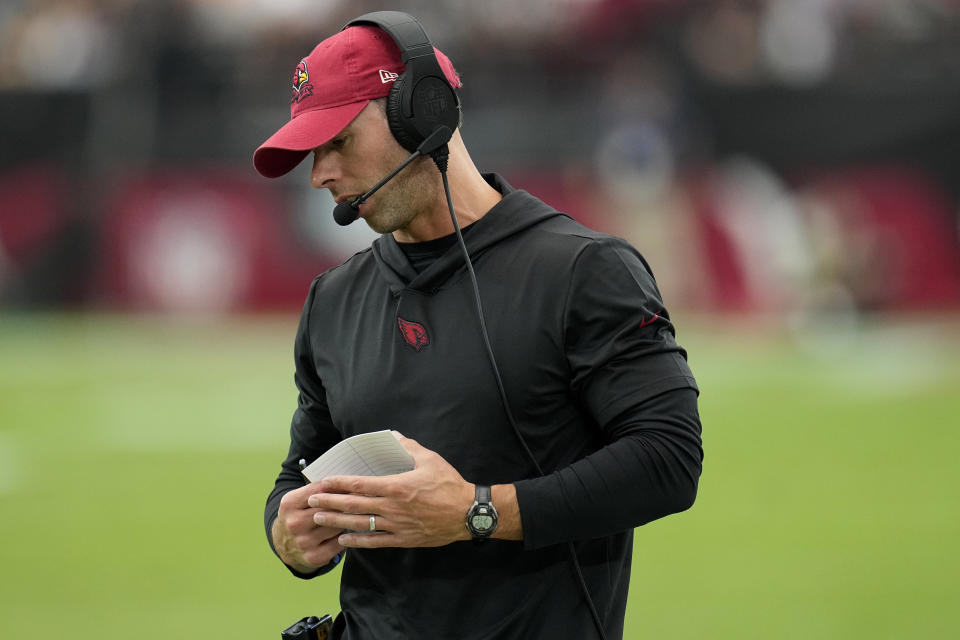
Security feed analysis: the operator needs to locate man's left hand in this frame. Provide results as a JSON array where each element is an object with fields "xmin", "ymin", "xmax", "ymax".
[{"xmin": 307, "ymin": 433, "xmax": 474, "ymax": 548}]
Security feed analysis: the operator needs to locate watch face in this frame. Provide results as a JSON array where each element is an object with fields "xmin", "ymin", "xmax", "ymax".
[{"xmin": 471, "ymin": 514, "xmax": 493, "ymax": 531}]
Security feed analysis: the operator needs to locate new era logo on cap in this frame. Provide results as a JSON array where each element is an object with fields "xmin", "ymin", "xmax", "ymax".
[{"xmin": 379, "ymin": 69, "xmax": 399, "ymax": 84}]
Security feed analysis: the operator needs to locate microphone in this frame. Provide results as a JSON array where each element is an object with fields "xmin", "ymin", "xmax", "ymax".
[{"xmin": 332, "ymin": 126, "xmax": 453, "ymax": 226}]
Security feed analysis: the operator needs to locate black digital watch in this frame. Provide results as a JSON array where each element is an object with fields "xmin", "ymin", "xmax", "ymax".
[
  {"xmin": 281, "ymin": 615, "xmax": 333, "ymax": 640},
  {"xmin": 465, "ymin": 484, "xmax": 499, "ymax": 539}
]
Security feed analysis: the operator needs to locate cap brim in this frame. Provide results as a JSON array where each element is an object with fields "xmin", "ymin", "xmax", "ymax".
[{"xmin": 253, "ymin": 100, "xmax": 370, "ymax": 178}]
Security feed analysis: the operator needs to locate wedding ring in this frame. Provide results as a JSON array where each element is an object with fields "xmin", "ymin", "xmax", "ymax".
[{"xmin": 369, "ymin": 515, "xmax": 376, "ymax": 532}]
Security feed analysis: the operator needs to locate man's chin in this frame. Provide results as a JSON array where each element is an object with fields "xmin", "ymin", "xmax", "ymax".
[
  {"xmin": 363, "ymin": 217, "xmax": 399, "ymax": 235},
  {"xmin": 363, "ymin": 207, "xmax": 416, "ymax": 235}
]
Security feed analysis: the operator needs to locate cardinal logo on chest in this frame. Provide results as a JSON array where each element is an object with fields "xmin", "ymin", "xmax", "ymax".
[{"xmin": 398, "ymin": 317, "xmax": 430, "ymax": 352}]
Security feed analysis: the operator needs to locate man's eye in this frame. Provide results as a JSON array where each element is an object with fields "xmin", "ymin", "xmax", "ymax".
[{"xmin": 330, "ymin": 137, "xmax": 346, "ymax": 148}]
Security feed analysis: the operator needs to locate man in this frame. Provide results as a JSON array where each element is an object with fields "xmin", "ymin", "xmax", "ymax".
[{"xmin": 255, "ymin": 14, "xmax": 702, "ymax": 640}]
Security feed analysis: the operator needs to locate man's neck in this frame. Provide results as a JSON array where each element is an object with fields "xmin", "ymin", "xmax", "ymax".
[{"xmin": 391, "ymin": 134, "xmax": 502, "ymax": 243}]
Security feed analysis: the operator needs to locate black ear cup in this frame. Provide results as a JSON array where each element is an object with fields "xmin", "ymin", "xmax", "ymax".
[
  {"xmin": 385, "ymin": 75, "xmax": 424, "ymax": 153},
  {"xmin": 409, "ymin": 73, "xmax": 461, "ymax": 133},
  {"xmin": 344, "ymin": 11, "xmax": 461, "ymax": 153}
]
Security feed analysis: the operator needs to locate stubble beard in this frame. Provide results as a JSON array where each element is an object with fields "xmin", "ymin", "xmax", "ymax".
[{"xmin": 362, "ymin": 157, "xmax": 439, "ymax": 235}]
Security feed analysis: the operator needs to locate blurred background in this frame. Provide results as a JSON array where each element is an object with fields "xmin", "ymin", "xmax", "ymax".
[{"xmin": 1, "ymin": 0, "xmax": 958, "ymax": 638}]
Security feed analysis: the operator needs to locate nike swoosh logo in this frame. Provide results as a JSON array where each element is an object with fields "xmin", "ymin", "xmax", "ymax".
[{"xmin": 639, "ymin": 314, "xmax": 660, "ymax": 329}]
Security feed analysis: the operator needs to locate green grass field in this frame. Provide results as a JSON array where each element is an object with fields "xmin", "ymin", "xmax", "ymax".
[{"xmin": 1, "ymin": 313, "xmax": 957, "ymax": 638}]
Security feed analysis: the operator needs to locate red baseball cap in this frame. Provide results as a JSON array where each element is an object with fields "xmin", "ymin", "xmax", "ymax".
[{"xmin": 253, "ymin": 25, "xmax": 462, "ymax": 178}]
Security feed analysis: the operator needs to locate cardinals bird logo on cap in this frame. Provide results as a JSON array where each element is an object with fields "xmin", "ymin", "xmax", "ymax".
[{"xmin": 291, "ymin": 59, "xmax": 313, "ymax": 103}]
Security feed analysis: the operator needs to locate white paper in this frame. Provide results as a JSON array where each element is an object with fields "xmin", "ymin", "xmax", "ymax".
[{"xmin": 300, "ymin": 430, "xmax": 414, "ymax": 483}]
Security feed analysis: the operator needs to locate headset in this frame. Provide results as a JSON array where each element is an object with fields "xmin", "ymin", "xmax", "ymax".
[
  {"xmin": 343, "ymin": 11, "xmax": 462, "ymax": 154},
  {"xmin": 339, "ymin": 12, "xmax": 609, "ymax": 640}
]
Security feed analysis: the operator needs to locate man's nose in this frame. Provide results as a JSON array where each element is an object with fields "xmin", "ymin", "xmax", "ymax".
[{"xmin": 310, "ymin": 150, "xmax": 340, "ymax": 189}]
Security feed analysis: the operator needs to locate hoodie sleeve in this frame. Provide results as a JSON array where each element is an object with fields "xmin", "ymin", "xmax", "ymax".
[
  {"xmin": 514, "ymin": 238, "xmax": 703, "ymax": 550},
  {"xmin": 264, "ymin": 276, "xmax": 344, "ymax": 577}
]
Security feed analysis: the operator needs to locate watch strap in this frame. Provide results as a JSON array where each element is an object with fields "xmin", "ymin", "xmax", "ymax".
[{"xmin": 475, "ymin": 483, "xmax": 491, "ymax": 505}]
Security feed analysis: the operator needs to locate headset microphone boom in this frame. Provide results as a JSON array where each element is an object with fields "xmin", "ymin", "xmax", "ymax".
[{"xmin": 332, "ymin": 125, "xmax": 452, "ymax": 226}]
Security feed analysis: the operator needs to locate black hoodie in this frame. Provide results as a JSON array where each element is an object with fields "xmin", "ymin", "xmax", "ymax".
[{"xmin": 266, "ymin": 174, "xmax": 702, "ymax": 639}]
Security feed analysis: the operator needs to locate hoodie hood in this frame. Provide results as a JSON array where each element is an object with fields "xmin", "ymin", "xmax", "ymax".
[{"xmin": 371, "ymin": 173, "xmax": 567, "ymax": 296}]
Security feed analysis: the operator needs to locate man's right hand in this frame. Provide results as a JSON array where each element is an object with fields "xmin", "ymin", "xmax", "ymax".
[{"xmin": 272, "ymin": 482, "xmax": 346, "ymax": 574}]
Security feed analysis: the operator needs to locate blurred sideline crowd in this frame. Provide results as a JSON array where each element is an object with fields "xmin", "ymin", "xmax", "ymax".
[{"xmin": 2, "ymin": 0, "xmax": 960, "ymax": 320}]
